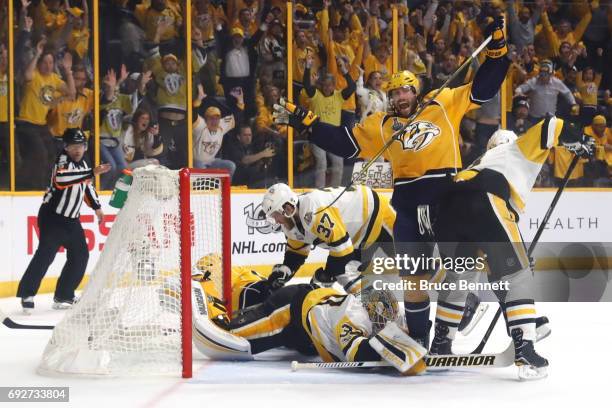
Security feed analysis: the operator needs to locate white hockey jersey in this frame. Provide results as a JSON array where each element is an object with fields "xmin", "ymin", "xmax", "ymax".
[
  {"xmin": 457, "ymin": 117, "xmax": 564, "ymax": 213},
  {"xmin": 282, "ymin": 185, "xmax": 394, "ymax": 261},
  {"xmin": 193, "ymin": 114, "xmax": 235, "ymax": 165},
  {"xmin": 302, "ymin": 288, "xmax": 374, "ymax": 362}
]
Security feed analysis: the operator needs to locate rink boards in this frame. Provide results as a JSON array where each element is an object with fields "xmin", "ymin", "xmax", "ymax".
[{"xmin": 0, "ymin": 189, "xmax": 610, "ymax": 297}]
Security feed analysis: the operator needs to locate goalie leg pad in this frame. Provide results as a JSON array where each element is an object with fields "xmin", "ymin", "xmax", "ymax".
[
  {"xmin": 192, "ymin": 285, "xmax": 253, "ymax": 361},
  {"xmin": 368, "ymin": 322, "xmax": 427, "ymax": 375}
]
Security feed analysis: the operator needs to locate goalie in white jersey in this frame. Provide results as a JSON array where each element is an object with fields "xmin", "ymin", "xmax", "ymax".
[
  {"xmin": 190, "ymin": 261, "xmax": 427, "ymax": 375},
  {"xmin": 260, "ymin": 183, "xmax": 396, "ymax": 289},
  {"xmin": 427, "ymin": 116, "xmax": 593, "ymax": 379}
]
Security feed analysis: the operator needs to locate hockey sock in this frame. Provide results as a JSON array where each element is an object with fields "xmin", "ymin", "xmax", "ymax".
[
  {"xmin": 404, "ymin": 301, "xmax": 431, "ymax": 340},
  {"xmin": 435, "ymin": 301, "xmax": 465, "ymax": 340},
  {"xmin": 502, "ymin": 299, "xmax": 537, "ymax": 341}
]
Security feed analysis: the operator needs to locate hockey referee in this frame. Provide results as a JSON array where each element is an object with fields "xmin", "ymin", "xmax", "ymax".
[{"xmin": 17, "ymin": 128, "xmax": 111, "ymax": 313}]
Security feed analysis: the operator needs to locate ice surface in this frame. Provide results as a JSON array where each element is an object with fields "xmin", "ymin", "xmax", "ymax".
[{"xmin": 1, "ymin": 292, "xmax": 610, "ymax": 408}]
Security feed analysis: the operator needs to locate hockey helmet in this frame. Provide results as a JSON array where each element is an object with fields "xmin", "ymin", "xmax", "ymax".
[
  {"xmin": 385, "ymin": 70, "xmax": 420, "ymax": 96},
  {"xmin": 62, "ymin": 128, "xmax": 88, "ymax": 146},
  {"xmin": 487, "ymin": 129, "xmax": 518, "ymax": 150},
  {"xmin": 361, "ymin": 286, "xmax": 400, "ymax": 334},
  {"xmin": 262, "ymin": 183, "xmax": 299, "ymax": 223}
]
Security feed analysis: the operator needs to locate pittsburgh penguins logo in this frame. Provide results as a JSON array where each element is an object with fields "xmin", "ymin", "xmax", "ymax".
[
  {"xmin": 397, "ymin": 120, "xmax": 441, "ymax": 152},
  {"xmin": 164, "ymin": 73, "xmax": 183, "ymax": 95},
  {"xmin": 39, "ymin": 85, "xmax": 57, "ymax": 105}
]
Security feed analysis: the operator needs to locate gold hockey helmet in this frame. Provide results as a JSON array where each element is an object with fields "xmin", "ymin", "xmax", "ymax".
[{"xmin": 385, "ymin": 70, "xmax": 420, "ymax": 96}]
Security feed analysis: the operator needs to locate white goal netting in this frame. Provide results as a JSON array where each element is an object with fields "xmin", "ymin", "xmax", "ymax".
[{"xmin": 38, "ymin": 166, "xmax": 229, "ymax": 377}]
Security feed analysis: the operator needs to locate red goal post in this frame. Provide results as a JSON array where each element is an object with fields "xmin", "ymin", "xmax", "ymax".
[{"xmin": 179, "ymin": 168, "xmax": 232, "ymax": 378}]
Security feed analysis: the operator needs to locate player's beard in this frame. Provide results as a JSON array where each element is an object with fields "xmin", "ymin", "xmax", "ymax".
[{"xmin": 395, "ymin": 98, "xmax": 416, "ymax": 118}]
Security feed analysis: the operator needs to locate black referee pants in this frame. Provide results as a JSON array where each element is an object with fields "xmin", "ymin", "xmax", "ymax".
[{"xmin": 17, "ymin": 204, "xmax": 89, "ymax": 301}]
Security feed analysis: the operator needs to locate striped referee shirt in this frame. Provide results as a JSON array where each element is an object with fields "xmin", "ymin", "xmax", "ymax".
[{"xmin": 42, "ymin": 152, "xmax": 101, "ymax": 218}]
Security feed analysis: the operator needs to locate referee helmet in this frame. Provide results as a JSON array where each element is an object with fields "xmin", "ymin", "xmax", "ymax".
[{"xmin": 63, "ymin": 128, "xmax": 88, "ymax": 146}]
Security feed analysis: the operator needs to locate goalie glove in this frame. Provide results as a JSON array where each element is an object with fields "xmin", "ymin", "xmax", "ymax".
[
  {"xmin": 484, "ymin": 16, "xmax": 507, "ymax": 59},
  {"xmin": 272, "ymin": 98, "xmax": 319, "ymax": 130},
  {"xmin": 268, "ymin": 264, "xmax": 293, "ymax": 290},
  {"xmin": 369, "ymin": 321, "xmax": 428, "ymax": 375}
]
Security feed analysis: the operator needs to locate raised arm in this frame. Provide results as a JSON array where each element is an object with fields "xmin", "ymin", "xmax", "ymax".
[
  {"xmin": 24, "ymin": 37, "xmax": 45, "ymax": 82},
  {"xmin": 303, "ymin": 54, "xmax": 317, "ymax": 98},
  {"xmin": 470, "ymin": 16, "xmax": 511, "ymax": 104}
]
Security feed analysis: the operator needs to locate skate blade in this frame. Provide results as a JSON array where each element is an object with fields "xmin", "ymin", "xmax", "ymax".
[
  {"xmin": 460, "ymin": 303, "xmax": 489, "ymax": 336},
  {"xmin": 536, "ymin": 325, "xmax": 551, "ymax": 342},
  {"xmin": 22, "ymin": 308, "xmax": 33, "ymax": 316},
  {"xmin": 517, "ymin": 364, "xmax": 548, "ymax": 381}
]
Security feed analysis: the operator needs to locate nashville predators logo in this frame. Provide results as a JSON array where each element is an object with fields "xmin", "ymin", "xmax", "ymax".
[
  {"xmin": 164, "ymin": 73, "xmax": 183, "ymax": 95},
  {"xmin": 397, "ymin": 120, "xmax": 441, "ymax": 152},
  {"xmin": 65, "ymin": 109, "xmax": 83, "ymax": 125},
  {"xmin": 39, "ymin": 85, "xmax": 57, "ymax": 105}
]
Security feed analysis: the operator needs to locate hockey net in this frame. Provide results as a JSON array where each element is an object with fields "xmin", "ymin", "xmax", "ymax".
[{"xmin": 38, "ymin": 166, "xmax": 231, "ymax": 378}]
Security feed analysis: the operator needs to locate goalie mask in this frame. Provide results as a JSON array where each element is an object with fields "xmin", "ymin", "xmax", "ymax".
[
  {"xmin": 262, "ymin": 183, "xmax": 299, "ymax": 224},
  {"xmin": 361, "ymin": 286, "xmax": 400, "ymax": 334},
  {"xmin": 487, "ymin": 129, "xmax": 518, "ymax": 150}
]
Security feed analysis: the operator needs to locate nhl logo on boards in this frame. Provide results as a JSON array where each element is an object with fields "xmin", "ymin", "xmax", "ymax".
[{"xmin": 396, "ymin": 120, "xmax": 441, "ymax": 152}]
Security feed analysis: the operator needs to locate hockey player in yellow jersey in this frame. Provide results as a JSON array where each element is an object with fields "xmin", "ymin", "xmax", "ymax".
[
  {"xmin": 274, "ymin": 17, "xmax": 512, "ymax": 346},
  {"xmin": 190, "ymin": 260, "xmax": 427, "ymax": 375},
  {"xmin": 260, "ymin": 183, "xmax": 395, "ymax": 288},
  {"xmin": 429, "ymin": 117, "xmax": 593, "ymax": 380}
]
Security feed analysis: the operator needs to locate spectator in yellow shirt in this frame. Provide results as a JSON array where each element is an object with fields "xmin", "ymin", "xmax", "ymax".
[
  {"xmin": 363, "ymin": 42, "xmax": 392, "ymax": 86},
  {"xmin": 585, "ymin": 115, "xmax": 612, "ymax": 186},
  {"xmin": 143, "ymin": 0, "xmax": 183, "ymax": 44},
  {"xmin": 302, "ymin": 54, "xmax": 355, "ymax": 187},
  {"xmin": 232, "ymin": 8, "xmax": 258, "ymax": 38},
  {"xmin": 256, "ymin": 85, "xmax": 288, "ymax": 141},
  {"xmin": 16, "ymin": 39, "xmax": 76, "ymax": 190},
  {"xmin": 576, "ymin": 48, "xmax": 604, "ymax": 124},
  {"xmin": 34, "ymin": 0, "xmax": 68, "ymax": 46},
  {"xmin": 539, "ymin": 3, "xmax": 592, "ymax": 58},
  {"xmin": 292, "ymin": 29, "xmax": 320, "ymax": 100},
  {"xmin": 64, "ymin": 0, "xmax": 90, "ymax": 62},
  {"xmin": 47, "ymin": 64, "xmax": 93, "ymax": 150}
]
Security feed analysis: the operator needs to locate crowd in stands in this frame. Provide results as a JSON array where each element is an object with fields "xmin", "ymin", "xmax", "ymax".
[{"xmin": 0, "ymin": 0, "xmax": 611, "ymax": 190}]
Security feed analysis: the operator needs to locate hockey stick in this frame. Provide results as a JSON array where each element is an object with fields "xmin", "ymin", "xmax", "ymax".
[
  {"xmin": 0, "ymin": 308, "xmax": 55, "ymax": 330},
  {"xmin": 291, "ymin": 340, "xmax": 514, "ymax": 371},
  {"xmin": 313, "ymin": 35, "xmax": 493, "ymax": 215},
  {"xmin": 470, "ymin": 154, "xmax": 580, "ymax": 354}
]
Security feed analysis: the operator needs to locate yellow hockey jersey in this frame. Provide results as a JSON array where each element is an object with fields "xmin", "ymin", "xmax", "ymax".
[
  {"xmin": 145, "ymin": 49, "xmax": 187, "ymax": 112},
  {"xmin": 350, "ymin": 84, "xmax": 479, "ymax": 185},
  {"xmin": 283, "ymin": 185, "xmax": 395, "ymax": 263}
]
